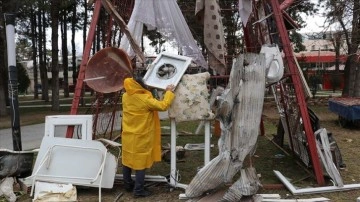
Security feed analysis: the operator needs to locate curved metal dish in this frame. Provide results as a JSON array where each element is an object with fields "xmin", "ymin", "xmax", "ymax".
[{"xmin": 85, "ymin": 47, "xmax": 133, "ymax": 93}]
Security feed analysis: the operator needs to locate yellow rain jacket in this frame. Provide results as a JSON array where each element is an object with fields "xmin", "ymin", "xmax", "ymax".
[{"xmin": 121, "ymin": 78, "xmax": 175, "ymax": 170}]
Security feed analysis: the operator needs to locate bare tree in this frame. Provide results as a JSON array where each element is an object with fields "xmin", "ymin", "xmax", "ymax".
[{"xmin": 321, "ymin": 0, "xmax": 360, "ymax": 96}]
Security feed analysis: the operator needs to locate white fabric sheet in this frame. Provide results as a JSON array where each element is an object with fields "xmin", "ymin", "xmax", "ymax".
[
  {"xmin": 120, "ymin": 0, "xmax": 208, "ymax": 69},
  {"xmin": 238, "ymin": 0, "xmax": 252, "ymax": 26}
]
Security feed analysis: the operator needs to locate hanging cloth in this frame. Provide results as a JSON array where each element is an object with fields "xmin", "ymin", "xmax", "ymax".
[
  {"xmin": 195, "ymin": 0, "xmax": 226, "ymax": 75},
  {"xmin": 238, "ymin": 0, "xmax": 252, "ymax": 26},
  {"xmin": 120, "ymin": 0, "xmax": 208, "ymax": 69}
]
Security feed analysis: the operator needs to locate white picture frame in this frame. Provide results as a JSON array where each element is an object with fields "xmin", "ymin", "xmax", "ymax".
[{"xmin": 143, "ymin": 52, "xmax": 192, "ymax": 90}]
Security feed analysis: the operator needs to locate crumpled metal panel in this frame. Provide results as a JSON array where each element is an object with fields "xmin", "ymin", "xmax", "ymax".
[
  {"xmin": 185, "ymin": 53, "xmax": 266, "ymax": 198},
  {"xmin": 222, "ymin": 167, "xmax": 261, "ymax": 201}
]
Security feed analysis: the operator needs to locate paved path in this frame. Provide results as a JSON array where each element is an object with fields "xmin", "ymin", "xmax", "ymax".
[{"xmin": 0, "ymin": 123, "xmax": 46, "ymax": 150}]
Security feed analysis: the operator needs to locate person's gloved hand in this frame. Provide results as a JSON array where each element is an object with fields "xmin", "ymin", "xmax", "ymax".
[{"xmin": 165, "ymin": 84, "xmax": 175, "ymax": 92}]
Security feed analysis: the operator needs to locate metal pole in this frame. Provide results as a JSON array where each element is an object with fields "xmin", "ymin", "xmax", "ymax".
[
  {"xmin": 269, "ymin": 0, "xmax": 325, "ymax": 185},
  {"xmin": 66, "ymin": 0, "xmax": 102, "ymax": 138},
  {"xmin": 4, "ymin": 13, "xmax": 22, "ymax": 151}
]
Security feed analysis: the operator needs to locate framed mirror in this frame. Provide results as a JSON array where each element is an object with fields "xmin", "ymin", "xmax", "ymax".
[{"xmin": 143, "ymin": 52, "xmax": 192, "ymax": 90}]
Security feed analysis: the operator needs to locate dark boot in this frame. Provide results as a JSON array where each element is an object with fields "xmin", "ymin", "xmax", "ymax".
[
  {"xmin": 122, "ymin": 166, "xmax": 134, "ymax": 192},
  {"xmin": 124, "ymin": 180, "xmax": 135, "ymax": 192},
  {"xmin": 133, "ymin": 169, "xmax": 152, "ymax": 198}
]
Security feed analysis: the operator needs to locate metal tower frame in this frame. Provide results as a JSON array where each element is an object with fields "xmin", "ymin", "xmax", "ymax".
[{"xmin": 67, "ymin": 0, "xmax": 325, "ymax": 185}]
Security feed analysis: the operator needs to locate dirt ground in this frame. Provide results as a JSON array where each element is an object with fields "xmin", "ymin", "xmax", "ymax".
[{"xmin": 11, "ymin": 98, "xmax": 360, "ymax": 202}]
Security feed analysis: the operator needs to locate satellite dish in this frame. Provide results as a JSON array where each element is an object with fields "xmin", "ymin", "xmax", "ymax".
[{"xmin": 85, "ymin": 47, "xmax": 133, "ymax": 93}]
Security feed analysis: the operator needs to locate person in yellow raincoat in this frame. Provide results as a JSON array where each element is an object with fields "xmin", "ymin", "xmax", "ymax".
[{"xmin": 121, "ymin": 77, "xmax": 175, "ymax": 197}]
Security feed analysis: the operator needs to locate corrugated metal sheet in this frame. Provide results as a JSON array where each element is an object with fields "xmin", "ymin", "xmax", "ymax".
[{"xmin": 185, "ymin": 53, "xmax": 266, "ymax": 199}]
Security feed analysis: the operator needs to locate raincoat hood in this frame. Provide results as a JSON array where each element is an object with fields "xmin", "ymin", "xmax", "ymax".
[{"xmin": 124, "ymin": 78, "xmax": 148, "ymax": 95}]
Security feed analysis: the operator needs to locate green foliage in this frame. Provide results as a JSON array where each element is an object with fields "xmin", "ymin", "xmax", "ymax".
[
  {"xmin": 143, "ymin": 27, "xmax": 167, "ymax": 54},
  {"xmin": 16, "ymin": 37, "xmax": 32, "ymax": 61},
  {"xmin": 219, "ymin": 0, "xmax": 243, "ymax": 56},
  {"xmin": 290, "ymin": 32, "xmax": 306, "ymax": 52},
  {"xmin": 286, "ymin": 1, "xmax": 318, "ymax": 52},
  {"xmin": 17, "ymin": 63, "xmax": 30, "ymax": 94}
]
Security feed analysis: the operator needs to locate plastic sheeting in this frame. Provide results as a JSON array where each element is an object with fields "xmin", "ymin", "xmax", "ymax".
[
  {"xmin": 0, "ymin": 177, "xmax": 16, "ymax": 202},
  {"xmin": 120, "ymin": 0, "xmax": 208, "ymax": 69},
  {"xmin": 33, "ymin": 182, "xmax": 77, "ymax": 202},
  {"xmin": 238, "ymin": 0, "xmax": 252, "ymax": 26}
]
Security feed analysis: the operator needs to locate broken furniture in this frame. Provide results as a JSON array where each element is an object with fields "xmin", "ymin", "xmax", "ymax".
[
  {"xmin": 168, "ymin": 119, "xmax": 211, "ymax": 189},
  {"xmin": 28, "ymin": 136, "xmax": 118, "ymax": 202},
  {"xmin": 274, "ymin": 170, "xmax": 360, "ymax": 195},
  {"xmin": 27, "ymin": 115, "xmax": 120, "ymax": 202},
  {"xmin": 273, "ymin": 127, "xmax": 360, "ymax": 195},
  {"xmin": 181, "ymin": 191, "xmax": 330, "ymax": 202},
  {"xmin": 328, "ymin": 97, "xmax": 360, "ymax": 128},
  {"xmin": 44, "ymin": 115, "xmax": 93, "ymax": 140},
  {"xmin": 168, "ymin": 72, "xmax": 215, "ymax": 189}
]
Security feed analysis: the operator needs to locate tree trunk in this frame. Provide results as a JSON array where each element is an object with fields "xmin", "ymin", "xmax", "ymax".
[
  {"xmin": 342, "ymin": 0, "xmax": 360, "ymax": 97},
  {"xmin": 37, "ymin": 7, "xmax": 44, "ymax": 99},
  {"xmin": 31, "ymin": 5, "xmax": 39, "ymax": 99},
  {"xmin": 346, "ymin": 47, "xmax": 358, "ymax": 97},
  {"xmin": 42, "ymin": 4, "xmax": 48, "ymax": 95},
  {"xmin": 62, "ymin": 9, "xmax": 69, "ymax": 98},
  {"xmin": 83, "ymin": 0, "xmax": 87, "ymax": 51},
  {"xmin": 51, "ymin": 0, "xmax": 60, "ymax": 111},
  {"xmin": 331, "ymin": 32, "xmax": 341, "ymax": 93},
  {"xmin": 351, "ymin": 0, "xmax": 360, "ymax": 97},
  {"xmin": 71, "ymin": 0, "xmax": 77, "ymax": 85},
  {"xmin": 38, "ymin": 2, "xmax": 49, "ymax": 102},
  {"xmin": 80, "ymin": 0, "xmax": 88, "ymax": 107}
]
